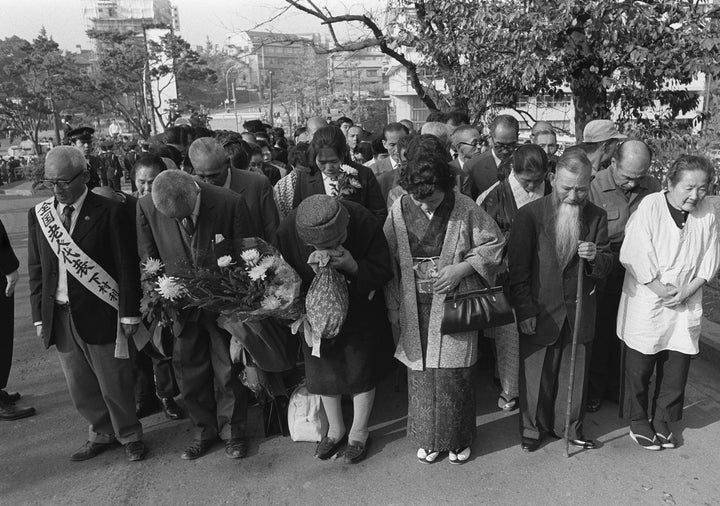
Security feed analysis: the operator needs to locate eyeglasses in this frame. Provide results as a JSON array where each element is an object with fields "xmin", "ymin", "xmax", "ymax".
[
  {"xmin": 249, "ymin": 162, "xmax": 263, "ymax": 169},
  {"xmin": 41, "ymin": 171, "xmax": 84, "ymax": 189},
  {"xmin": 494, "ymin": 141, "xmax": 519, "ymax": 151},
  {"xmin": 457, "ymin": 139, "xmax": 481, "ymax": 149}
]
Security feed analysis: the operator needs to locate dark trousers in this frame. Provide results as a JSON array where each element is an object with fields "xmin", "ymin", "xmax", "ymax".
[
  {"xmin": 519, "ymin": 321, "xmax": 591, "ymax": 440},
  {"xmin": 53, "ymin": 304, "xmax": 142, "ymax": 444},
  {"xmin": 623, "ymin": 345, "xmax": 691, "ymax": 425},
  {"xmin": 174, "ymin": 311, "xmax": 248, "ymax": 442},
  {"xmin": 135, "ymin": 349, "xmax": 179, "ymax": 401},
  {"xmin": 588, "ymin": 266, "xmax": 624, "ymax": 402},
  {"xmin": 0, "ymin": 294, "xmax": 13, "ymax": 389}
]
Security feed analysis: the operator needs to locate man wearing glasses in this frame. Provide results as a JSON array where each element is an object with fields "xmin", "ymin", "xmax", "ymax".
[
  {"xmin": 28, "ymin": 147, "xmax": 146, "ymax": 462},
  {"xmin": 450, "ymin": 125, "xmax": 483, "ymax": 199},
  {"xmin": 464, "ymin": 115, "xmax": 520, "ymax": 200},
  {"xmin": 189, "ymin": 137, "xmax": 278, "ymax": 244}
]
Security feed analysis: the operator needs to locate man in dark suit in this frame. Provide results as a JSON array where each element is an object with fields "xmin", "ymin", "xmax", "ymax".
[
  {"xmin": 0, "ymin": 218, "xmax": 36, "ymax": 420},
  {"xmin": 188, "ymin": 137, "xmax": 279, "ymax": 244},
  {"xmin": 376, "ymin": 122, "xmax": 410, "ymax": 199},
  {"xmin": 449, "ymin": 125, "xmax": 482, "ymax": 197},
  {"xmin": 136, "ymin": 170, "xmax": 255, "ymax": 461},
  {"xmin": 28, "ymin": 147, "xmax": 146, "ymax": 461},
  {"xmin": 507, "ymin": 150, "xmax": 612, "ymax": 452},
  {"xmin": 464, "ymin": 115, "xmax": 520, "ymax": 200}
]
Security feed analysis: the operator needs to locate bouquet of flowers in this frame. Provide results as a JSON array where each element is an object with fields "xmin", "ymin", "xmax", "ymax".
[
  {"xmin": 331, "ymin": 164, "xmax": 362, "ymax": 198},
  {"xmin": 182, "ymin": 238, "xmax": 302, "ymax": 373},
  {"xmin": 139, "ymin": 258, "xmax": 188, "ymax": 357}
]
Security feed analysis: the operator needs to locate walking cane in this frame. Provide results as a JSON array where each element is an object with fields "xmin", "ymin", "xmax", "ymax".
[{"xmin": 563, "ymin": 257, "xmax": 585, "ymax": 457}]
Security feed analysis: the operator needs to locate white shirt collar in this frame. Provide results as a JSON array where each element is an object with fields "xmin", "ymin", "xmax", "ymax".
[
  {"xmin": 491, "ymin": 149, "xmax": 502, "ymax": 168},
  {"xmin": 57, "ymin": 186, "xmax": 89, "ymax": 214},
  {"xmin": 223, "ymin": 169, "xmax": 231, "ymax": 189}
]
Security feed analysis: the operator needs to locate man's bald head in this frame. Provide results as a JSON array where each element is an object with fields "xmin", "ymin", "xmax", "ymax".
[
  {"xmin": 531, "ymin": 121, "xmax": 554, "ymax": 139},
  {"xmin": 611, "ymin": 139, "xmax": 653, "ymax": 191},
  {"xmin": 189, "ymin": 137, "xmax": 227, "ymax": 171},
  {"xmin": 152, "ymin": 170, "xmax": 199, "ymax": 219},
  {"xmin": 307, "ymin": 116, "xmax": 327, "ymax": 139}
]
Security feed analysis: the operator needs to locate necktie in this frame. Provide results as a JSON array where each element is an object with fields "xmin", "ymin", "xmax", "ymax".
[
  {"xmin": 61, "ymin": 205, "xmax": 74, "ymax": 231},
  {"xmin": 182, "ymin": 216, "xmax": 195, "ymax": 236},
  {"xmin": 329, "ymin": 180, "xmax": 339, "ymax": 197}
]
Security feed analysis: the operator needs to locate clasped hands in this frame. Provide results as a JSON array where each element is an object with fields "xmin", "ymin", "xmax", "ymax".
[{"xmin": 646, "ymin": 279, "xmax": 696, "ymax": 308}]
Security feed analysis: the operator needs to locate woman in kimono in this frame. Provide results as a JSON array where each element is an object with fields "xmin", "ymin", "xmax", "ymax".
[
  {"xmin": 478, "ymin": 144, "xmax": 551, "ymax": 411},
  {"xmin": 618, "ymin": 155, "xmax": 720, "ymax": 451},
  {"xmin": 273, "ymin": 126, "xmax": 387, "ymax": 223},
  {"xmin": 384, "ymin": 135, "xmax": 505, "ymax": 464},
  {"xmin": 277, "ymin": 194, "xmax": 393, "ymax": 464}
]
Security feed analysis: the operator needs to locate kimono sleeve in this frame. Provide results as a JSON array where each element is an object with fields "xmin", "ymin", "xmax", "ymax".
[
  {"xmin": 463, "ymin": 206, "xmax": 505, "ymax": 284},
  {"xmin": 382, "ymin": 209, "xmax": 401, "ymax": 312}
]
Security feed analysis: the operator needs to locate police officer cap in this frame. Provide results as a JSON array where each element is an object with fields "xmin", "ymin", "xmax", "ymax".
[{"xmin": 67, "ymin": 126, "xmax": 95, "ymax": 142}]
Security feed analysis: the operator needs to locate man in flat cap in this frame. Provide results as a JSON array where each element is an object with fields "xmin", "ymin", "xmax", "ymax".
[
  {"xmin": 136, "ymin": 170, "xmax": 255, "ymax": 461},
  {"xmin": 579, "ymin": 119, "xmax": 627, "ymax": 175},
  {"xmin": 67, "ymin": 126, "xmax": 101, "ymax": 189},
  {"xmin": 189, "ymin": 137, "xmax": 279, "ymax": 244},
  {"xmin": 28, "ymin": 146, "xmax": 146, "ymax": 462}
]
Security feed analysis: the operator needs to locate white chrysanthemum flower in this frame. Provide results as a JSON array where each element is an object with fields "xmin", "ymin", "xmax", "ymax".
[
  {"xmin": 217, "ymin": 255, "xmax": 234, "ymax": 268},
  {"xmin": 258, "ymin": 255, "xmax": 275, "ymax": 271},
  {"xmin": 143, "ymin": 258, "xmax": 164, "ymax": 275},
  {"xmin": 241, "ymin": 249, "xmax": 260, "ymax": 265},
  {"xmin": 248, "ymin": 264, "xmax": 269, "ymax": 281},
  {"xmin": 155, "ymin": 275, "xmax": 185, "ymax": 301},
  {"xmin": 261, "ymin": 294, "xmax": 281, "ymax": 310},
  {"xmin": 349, "ymin": 179, "xmax": 362, "ymax": 189},
  {"xmin": 340, "ymin": 164, "xmax": 358, "ymax": 176}
]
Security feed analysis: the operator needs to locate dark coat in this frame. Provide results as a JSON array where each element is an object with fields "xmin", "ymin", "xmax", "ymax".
[
  {"xmin": 480, "ymin": 178, "xmax": 553, "ymax": 237},
  {"xmin": 377, "ymin": 167, "xmax": 400, "ymax": 206},
  {"xmin": 227, "ymin": 168, "xmax": 279, "ymax": 245},
  {"xmin": 292, "ymin": 161, "xmax": 387, "ymax": 223},
  {"xmin": 0, "ymin": 218, "xmax": 19, "ymax": 288},
  {"xmin": 276, "ymin": 199, "xmax": 393, "ymax": 394},
  {"xmin": 27, "ymin": 191, "xmax": 142, "ymax": 348},
  {"xmin": 463, "ymin": 150, "xmax": 498, "ymax": 200},
  {"xmin": 507, "ymin": 195, "xmax": 612, "ymax": 346}
]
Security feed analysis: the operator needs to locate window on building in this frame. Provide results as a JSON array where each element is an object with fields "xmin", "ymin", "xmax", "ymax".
[
  {"xmin": 367, "ymin": 69, "xmax": 378, "ymax": 77},
  {"xmin": 409, "ymin": 95, "xmax": 430, "ymax": 125}
]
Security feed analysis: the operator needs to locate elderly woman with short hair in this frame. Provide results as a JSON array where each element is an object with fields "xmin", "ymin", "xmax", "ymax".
[
  {"xmin": 384, "ymin": 135, "xmax": 505, "ymax": 464},
  {"xmin": 618, "ymin": 154, "xmax": 720, "ymax": 451}
]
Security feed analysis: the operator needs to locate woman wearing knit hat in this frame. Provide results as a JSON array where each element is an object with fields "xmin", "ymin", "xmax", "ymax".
[
  {"xmin": 384, "ymin": 135, "xmax": 505, "ymax": 465},
  {"xmin": 277, "ymin": 194, "xmax": 393, "ymax": 464}
]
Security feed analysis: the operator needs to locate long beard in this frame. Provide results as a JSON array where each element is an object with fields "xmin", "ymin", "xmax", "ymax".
[{"xmin": 554, "ymin": 202, "xmax": 581, "ymax": 266}]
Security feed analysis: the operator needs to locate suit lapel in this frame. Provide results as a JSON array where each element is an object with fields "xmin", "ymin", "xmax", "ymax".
[
  {"xmin": 194, "ymin": 189, "xmax": 216, "ymax": 259},
  {"xmin": 71, "ymin": 192, "xmax": 102, "ymax": 244}
]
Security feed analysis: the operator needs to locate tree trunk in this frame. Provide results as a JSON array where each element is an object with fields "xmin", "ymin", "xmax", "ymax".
[{"xmin": 571, "ymin": 74, "xmax": 609, "ymax": 141}]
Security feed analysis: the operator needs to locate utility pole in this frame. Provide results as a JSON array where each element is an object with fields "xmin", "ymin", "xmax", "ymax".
[{"xmin": 269, "ymin": 71, "xmax": 274, "ymax": 124}]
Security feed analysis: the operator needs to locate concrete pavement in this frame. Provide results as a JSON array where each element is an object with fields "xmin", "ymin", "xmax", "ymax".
[{"xmin": 2, "ymin": 194, "xmax": 720, "ymax": 505}]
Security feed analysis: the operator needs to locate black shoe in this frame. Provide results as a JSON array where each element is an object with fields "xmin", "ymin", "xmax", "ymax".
[
  {"xmin": 342, "ymin": 439, "xmax": 369, "ymax": 464},
  {"xmin": 70, "ymin": 441, "xmax": 117, "ymax": 461},
  {"xmin": 521, "ymin": 437, "xmax": 541, "ymax": 452},
  {"xmin": 125, "ymin": 441, "xmax": 147, "ymax": 462},
  {"xmin": 136, "ymin": 399, "xmax": 161, "ymax": 419},
  {"xmin": 0, "ymin": 390, "xmax": 21, "ymax": 404},
  {"xmin": 586, "ymin": 398, "xmax": 602, "ymax": 413},
  {"xmin": 568, "ymin": 438, "xmax": 597, "ymax": 449},
  {"xmin": 160, "ymin": 397, "xmax": 183, "ymax": 420},
  {"xmin": 0, "ymin": 402, "xmax": 35, "ymax": 420},
  {"xmin": 181, "ymin": 440, "xmax": 214, "ymax": 460},
  {"xmin": 225, "ymin": 438, "xmax": 248, "ymax": 459},
  {"xmin": 315, "ymin": 435, "xmax": 347, "ymax": 460}
]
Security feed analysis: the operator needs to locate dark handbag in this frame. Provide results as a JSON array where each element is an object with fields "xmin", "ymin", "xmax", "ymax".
[{"xmin": 440, "ymin": 276, "xmax": 514, "ymax": 334}]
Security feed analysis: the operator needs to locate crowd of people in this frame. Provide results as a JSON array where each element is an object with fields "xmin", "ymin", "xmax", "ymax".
[{"xmin": 1, "ymin": 110, "xmax": 718, "ymax": 468}]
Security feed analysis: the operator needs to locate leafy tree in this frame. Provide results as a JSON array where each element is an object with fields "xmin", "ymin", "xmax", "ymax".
[{"xmin": 0, "ymin": 30, "xmax": 83, "ymax": 149}]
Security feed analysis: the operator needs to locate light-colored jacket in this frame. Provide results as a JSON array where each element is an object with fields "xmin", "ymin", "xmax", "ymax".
[{"xmin": 384, "ymin": 193, "xmax": 505, "ymax": 370}]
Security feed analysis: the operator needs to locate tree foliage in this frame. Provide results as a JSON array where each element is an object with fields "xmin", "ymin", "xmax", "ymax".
[{"xmin": 0, "ymin": 30, "xmax": 83, "ymax": 148}]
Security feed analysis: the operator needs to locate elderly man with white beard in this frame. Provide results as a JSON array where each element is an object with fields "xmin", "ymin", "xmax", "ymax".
[{"xmin": 507, "ymin": 150, "xmax": 613, "ymax": 453}]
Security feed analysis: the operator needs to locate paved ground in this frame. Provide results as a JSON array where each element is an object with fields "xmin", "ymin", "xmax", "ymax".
[{"xmin": 2, "ymin": 194, "xmax": 720, "ymax": 506}]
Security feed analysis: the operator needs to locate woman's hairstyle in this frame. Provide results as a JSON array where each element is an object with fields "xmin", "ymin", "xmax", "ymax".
[
  {"xmin": 512, "ymin": 144, "xmax": 548, "ymax": 175},
  {"xmin": 133, "ymin": 153, "xmax": 166, "ymax": 175},
  {"xmin": 288, "ymin": 143, "xmax": 309, "ymax": 169},
  {"xmin": 353, "ymin": 141, "xmax": 373, "ymax": 162},
  {"xmin": 400, "ymin": 135, "xmax": 454, "ymax": 197},
  {"xmin": 308, "ymin": 126, "xmax": 348, "ymax": 172},
  {"xmin": 667, "ymin": 154, "xmax": 715, "ymax": 186},
  {"xmin": 272, "ymin": 147, "xmax": 288, "ymax": 164}
]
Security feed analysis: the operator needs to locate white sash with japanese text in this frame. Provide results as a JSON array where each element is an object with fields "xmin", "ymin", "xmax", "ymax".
[{"xmin": 34, "ymin": 198, "xmax": 147, "ymax": 358}]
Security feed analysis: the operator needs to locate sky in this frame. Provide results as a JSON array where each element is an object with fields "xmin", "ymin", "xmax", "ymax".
[{"xmin": 0, "ymin": 0, "xmax": 387, "ymax": 51}]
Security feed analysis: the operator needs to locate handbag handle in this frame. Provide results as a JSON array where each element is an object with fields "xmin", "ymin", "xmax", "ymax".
[{"xmin": 449, "ymin": 273, "xmax": 494, "ymax": 302}]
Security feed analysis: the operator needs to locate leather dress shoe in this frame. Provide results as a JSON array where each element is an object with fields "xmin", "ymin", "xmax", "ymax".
[
  {"xmin": 160, "ymin": 397, "xmax": 184, "ymax": 420},
  {"xmin": 315, "ymin": 435, "xmax": 347, "ymax": 460},
  {"xmin": 0, "ymin": 390, "xmax": 21, "ymax": 404},
  {"xmin": 521, "ymin": 437, "xmax": 541, "ymax": 452},
  {"xmin": 568, "ymin": 438, "xmax": 597, "ymax": 449},
  {"xmin": 0, "ymin": 402, "xmax": 36, "ymax": 420},
  {"xmin": 181, "ymin": 440, "xmax": 214, "ymax": 460},
  {"xmin": 225, "ymin": 438, "xmax": 248, "ymax": 459},
  {"xmin": 125, "ymin": 441, "xmax": 147, "ymax": 462},
  {"xmin": 343, "ymin": 439, "xmax": 370, "ymax": 464},
  {"xmin": 70, "ymin": 441, "xmax": 117, "ymax": 461}
]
